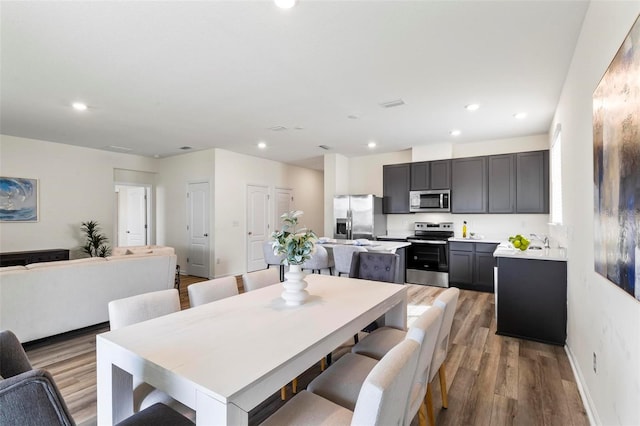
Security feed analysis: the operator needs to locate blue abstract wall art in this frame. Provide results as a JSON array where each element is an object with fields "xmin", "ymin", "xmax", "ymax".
[
  {"xmin": 0, "ymin": 177, "xmax": 39, "ymax": 222},
  {"xmin": 593, "ymin": 15, "xmax": 640, "ymax": 301}
]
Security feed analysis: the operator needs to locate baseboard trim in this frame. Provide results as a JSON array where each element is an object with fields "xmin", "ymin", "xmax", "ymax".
[{"xmin": 564, "ymin": 344, "xmax": 599, "ymax": 426}]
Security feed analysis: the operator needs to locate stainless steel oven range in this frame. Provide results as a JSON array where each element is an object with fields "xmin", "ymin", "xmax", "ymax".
[{"xmin": 406, "ymin": 222, "xmax": 454, "ymax": 287}]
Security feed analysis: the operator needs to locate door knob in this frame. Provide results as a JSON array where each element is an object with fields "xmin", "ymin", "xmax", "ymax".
[
  {"xmin": 204, "ymin": 233, "xmax": 209, "ymax": 237},
  {"xmin": 248, "ymin": 231, "xmax": 252, "ymax": 235},
  {"xmin": 126, "ymin": 231, "xmax": 130, "ymax": 233}
]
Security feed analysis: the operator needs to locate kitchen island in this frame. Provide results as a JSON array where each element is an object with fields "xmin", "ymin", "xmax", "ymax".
[{"xmin": 494, "ymin": 245, "xmax": 568, "ymax": 345}]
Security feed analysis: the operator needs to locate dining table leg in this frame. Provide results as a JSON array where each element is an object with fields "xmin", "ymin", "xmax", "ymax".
[
  {"xmin": 97, "ymin": 338, "xmax": 134, "ymax": 424},
  {"xmin": 196, "ymin": 391, "xmax": 249, "ymax": 426}
]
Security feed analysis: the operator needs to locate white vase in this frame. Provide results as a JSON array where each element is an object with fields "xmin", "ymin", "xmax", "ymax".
[{"xmin": 282, "ymin": 264, "xmax": 309, "ymax": 306}]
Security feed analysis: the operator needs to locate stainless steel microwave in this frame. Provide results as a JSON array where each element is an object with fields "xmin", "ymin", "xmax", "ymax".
[{"xmin": 409, "ymin": 190, "xmax": 451, "ymax": 212}]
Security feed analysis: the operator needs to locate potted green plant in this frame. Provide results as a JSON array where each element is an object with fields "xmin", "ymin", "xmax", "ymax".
[
  {"xmin": 81, "ymin": 220, "xmax": 112, "ymax": 257},
  {"xmin": 271, "ymin": 210, "xmax": 317, "ymax": 305}
]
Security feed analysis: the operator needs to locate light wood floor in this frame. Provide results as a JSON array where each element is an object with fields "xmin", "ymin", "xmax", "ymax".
[{"xmin": 24, "ymin": 276, "xmax": 588, "ymax": 426}]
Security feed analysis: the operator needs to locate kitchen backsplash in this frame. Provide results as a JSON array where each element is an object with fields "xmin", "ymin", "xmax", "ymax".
[{"xmin": 386, "ymin": 213, "xmax": 551, "ymax": 242}]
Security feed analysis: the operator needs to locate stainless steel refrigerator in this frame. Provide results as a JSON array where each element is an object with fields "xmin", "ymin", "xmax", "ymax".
[{"xmin": 333, "ymin": 194, "xmax": 387, "ymax": 240}]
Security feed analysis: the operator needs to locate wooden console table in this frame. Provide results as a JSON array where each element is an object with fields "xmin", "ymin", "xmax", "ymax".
[{"xmin": 0, "ymin": 249, "xmax": 70, "ymax": 267}]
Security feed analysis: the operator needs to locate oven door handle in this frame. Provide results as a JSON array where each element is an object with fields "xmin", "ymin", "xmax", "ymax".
[{"xmin": 407, "ymin": 239, "xmax": 448, "ymax": 245}]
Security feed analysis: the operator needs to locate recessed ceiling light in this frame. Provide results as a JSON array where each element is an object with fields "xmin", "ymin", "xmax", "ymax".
[
  {"xmin": 274, "ymin": 0, "xmax": 296, "ymax": 9},
  {"xmin": 465, "ymin": 104, "xmax": 480, "ymax": 111},
  {"xmin": 514, "ymin": 112, "xmax": 527, "ymax": 119},
  {"xmin": 258, "ymin": 142, "xmax": 267, "ymax": 149},
  {"xmin": 368, "ymin": 141, "xmax": 377, "ymax": 149},
  {"xmin": 179, "ymin": 146, "xmax": 192, "ymax": 150},
  {"xmin": 72, "ymin": 102, "xmax": 87, "ymax": 111},
  {"xmin": 450, "ymin": 129, "xmax": 461, "ymax": 136},
  {"xmin": 348, "ymin": 114, "xmax": 359, "ymax": 120}
]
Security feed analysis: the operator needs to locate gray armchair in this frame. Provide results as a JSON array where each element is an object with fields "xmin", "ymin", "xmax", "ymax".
[{"xmin": 0, "ymin": 330, "xmax": 75, "ymax": 426}]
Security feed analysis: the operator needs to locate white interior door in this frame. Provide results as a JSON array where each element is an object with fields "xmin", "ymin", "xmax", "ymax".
[
  {"xmin": 126, "ymin": 187, "xmax": 147, "ymax": 246},
  {"xmin": 187, "ymin": 181, "xmax": 210, "ymax": 278},
  {"xmin": 247, "ymin": 185, "xmax": 269, "ymax": 272},
  {"xmin": 274, "ymin": 188, "xmax": 293, "ymax": 232}
]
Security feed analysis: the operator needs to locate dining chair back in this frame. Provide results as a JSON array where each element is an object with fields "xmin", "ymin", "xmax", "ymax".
[
  {"xmin": 260, "ymin": 338, "xmax": 420, "ymax": 426},
  {"xmin": 429, "ymin": 287, "xmax": 460, "ymax": 382},
  {"xmin": 404, "ymin": 306, "xmax": 444, "ymax": 426},
  {"xmin": 242, "ymin": 268, "xmax": 281, "ymax": 292},
  {"xmin": 108, "ymin": 289, "xmax": 180, "ymax": 330},
  {"xmin": 351, "ymin": 338, "xmax": 420, "ymax": 426},
  {"xmin": 301, "ymin": 245, "xmax": 334, "ymax": 275},
  {"xmin": 107, "ymin": 289, "xmax": 194, "ymax": 421},
  {"xmin": 349, "ymin": 252, "xmax": 400, "ymax": 283},
  {"xmin": 263, "ymin": 240, "xmax": 286, "ymax": 282},
  {"xmin": 188, "ymin": 276, "xmax": 239, "ymax": 307},
  {"xmin": 332, "ymin": 245, "xmax": 367, "ymax": 276},
  {"xmin": 424, "ymin": 287, "xmax": 460, "ymax": 426}
]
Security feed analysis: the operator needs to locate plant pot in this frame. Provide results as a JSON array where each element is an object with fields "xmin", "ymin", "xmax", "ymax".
[{"xmin": 282, "ymin": 264, "xmax": 309, "ymax": 306}]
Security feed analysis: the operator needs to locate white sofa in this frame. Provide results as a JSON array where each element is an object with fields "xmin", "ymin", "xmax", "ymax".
[{"xmin": 0, "ymin": 247, "xmax": 177, "ymax": 343}]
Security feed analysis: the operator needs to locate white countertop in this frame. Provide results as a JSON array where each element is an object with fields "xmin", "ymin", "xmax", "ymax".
[
  {"xmin": 318, "ymin": 239, "xmax": 411, "ymax": 252},
  {"xmin": 493, "ymin": 245, "xmax": 567, "ymax": 262},
  {"xmin": 449, "ymin": 237, "xmax": 503, "ymax": 244}
]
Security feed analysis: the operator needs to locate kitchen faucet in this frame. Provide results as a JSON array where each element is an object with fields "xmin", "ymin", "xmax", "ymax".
[{"xmin": 530, "ymin": 233, "xmax": 550, "ymax": 248}]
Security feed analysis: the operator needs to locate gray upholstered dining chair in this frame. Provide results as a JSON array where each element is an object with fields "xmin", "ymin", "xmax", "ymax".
[
  {"xmin": 0, "ymin": 329, "xmax": 75, "ymax": 426},
  {"xmin": 261, "ymin": 338, "xmax": 420, "ymax": 426},
  {"xmin": 0, "ymin": 329, "xmax": 192, "ymax": 426},
  {"xmin": 307, "ymin": 306, "xmax": 443, "ymax": 426},
  {"xmin": 241, "ymin": 268, "xmax": 281, "ymax": 292},
  {"xmin": 332, "ymin": 245, "xmax": 367, "ymax": 277},
  {"xmin": 108, "ymin": 289, "xmax": 195, "ymax": 422},
  {"xmin": 351, "ymin": 287, "xmax": 460, "ymax": 426},
  {"xmin": 188, "ymin": 276, "xmax": 239, "ymax": 307},
  {"xmin": 349, "ymin": 251, "xmax": 400, "ymax": 283},
  {"xmin": 262, "ymin": 240, "xmax": 286, "ymax": 282},
  {"xmin": 301, "ymin": 245, "xmax": 334, "ymax": 275}
]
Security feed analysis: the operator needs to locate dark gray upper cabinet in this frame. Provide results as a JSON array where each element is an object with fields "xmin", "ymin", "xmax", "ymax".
[
  {"xmin": 410, "ymin": 160, "xmax": 451, "ymax": 190},
  {"xmin": 516, "ymin": 151, "xmax": 549, "ymax": 213},
  {"xmin": 430, "ymin": 160, "xmax": 451, "ymax": 189},
  {"xmin": 410, "ymin": 162, "xmax": 430, "ymax": 190},
  {"xmin": 383, "ymin": 163, "xmax": 411, "ymax": 214},
  {"xmin": 488, "ymin": 154, "xmax": 516, "ymax": 213},
  {"xmin": 451, "ymin": 156, "xmax": 488, "ymax": 213}
]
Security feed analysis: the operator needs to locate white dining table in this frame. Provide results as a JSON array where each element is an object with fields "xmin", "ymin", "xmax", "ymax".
[{"xmin": 96, "ymin": 274, "xmax": 408, "ymax": 425}]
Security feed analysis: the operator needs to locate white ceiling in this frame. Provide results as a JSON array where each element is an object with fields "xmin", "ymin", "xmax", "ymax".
[{"xmin": 1, "ymin": 1, "xmax": 589, "ymax": 170}]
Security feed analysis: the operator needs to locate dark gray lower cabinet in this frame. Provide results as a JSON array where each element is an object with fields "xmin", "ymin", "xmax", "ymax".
[
  {"xmin": 448, "ymin": 242, "xmax": 498, "ymax": 292},
  {"xmin": 496, "ymin": 257, "xmax": 567, "ymax": 345}
]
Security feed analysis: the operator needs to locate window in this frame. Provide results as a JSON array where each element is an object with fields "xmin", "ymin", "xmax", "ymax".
[{"xmin": 550, "ymin": 125, "xmax": 563, "ymax": 224}]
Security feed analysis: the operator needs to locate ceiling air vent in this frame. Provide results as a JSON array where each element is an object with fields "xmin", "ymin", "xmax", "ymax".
[
  {"xmin": 379, "ymin": 99, "xmax": 405, "ymax": 108},
  {"xmin": 106, "ymin": 145, "xmax": 133, "ymax": 152},
  {"xmin": 318, "ymin": 145, "xmax": 331, "ymax": 151},
  {"xmin": 179, "ymin": 146, "xmax": 192, "ymax": 150}
]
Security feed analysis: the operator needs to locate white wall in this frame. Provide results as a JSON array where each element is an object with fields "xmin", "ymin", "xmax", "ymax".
[
  {"xmin": 550, "ymin": 3, "xmax": 640, "ymax": 425},
  {"xmin": 0, "ymin": 135, "xmax": 157, "ymax": 257},
  {"xmin": 155, "ymin": 149, "xmax": 216, "ymax": 275},
  {"xmin": 214, "ymin": 149, "xmax": 323, "ymax": 277},
  {"xmin": 323, "ymin": 150, "xmax": 412, "ymax": 236}
]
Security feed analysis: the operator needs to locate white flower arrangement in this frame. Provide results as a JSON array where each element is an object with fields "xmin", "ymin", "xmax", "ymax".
[{"xmin": 271, "ymin": 210, "xmax": 317, "ymax": 266}]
